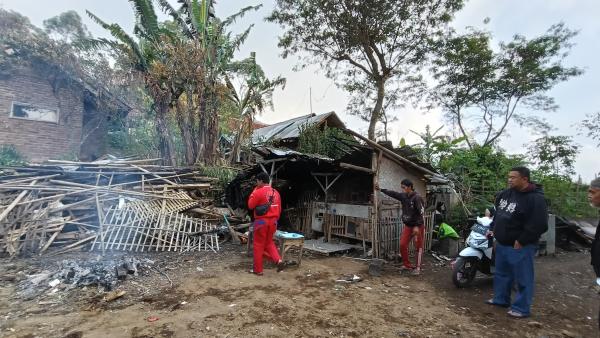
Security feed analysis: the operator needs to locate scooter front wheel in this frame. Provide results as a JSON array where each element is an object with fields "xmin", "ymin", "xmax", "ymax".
[{"xmin": 452, "ymin": 257, "xmax": 477, "ymax": 288}]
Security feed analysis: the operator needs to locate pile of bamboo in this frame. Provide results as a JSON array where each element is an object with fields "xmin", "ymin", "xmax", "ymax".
[{"xmin": 0, "ymin": 156, "xmax": 224, "ymax": 257}]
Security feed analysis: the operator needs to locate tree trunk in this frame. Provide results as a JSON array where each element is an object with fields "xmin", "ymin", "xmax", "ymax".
[
  {"xmin": 197, "ymin": 89, "xmax": 208, "ymax": 164},
  {"xmin": 176, "ymin": 102, "xmax": 195, "ymax": 165},
  {"xmin": 205, "ymin": 93, "xmax": 219, "ymax": 165},
  {"xmin": 155, "ymin": 101, "xmax": 176, "ymax": 166},
  {"xmin": 196, "ymin": 83, "xmax": 219, "ymax": 165},
  {"xmin": 368, "ymin": 80, "xmax": 385, "ymax": 141},
  {"xmin": 175, "ymin": 93, "xmax": 199, "ymax": 166},
  {"xmin": 229, "ymin": 122, "xmax": 243, "ymax": 164}
]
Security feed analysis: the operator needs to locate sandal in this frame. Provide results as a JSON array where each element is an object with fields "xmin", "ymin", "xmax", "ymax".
[
  {"xmin": 507, "ymin": 309, "xmax": 529, "ymax": 318},
  {"xmin": 276, "ymin": 261, "xmax": 286, "ymax": 272},
  {"xmin": 485, "ymin": 299, "xmax": 509, "ymax": 308},
  {"xmin": 248, "ymin": 269, "xmax": 263, "ymax": 276}
]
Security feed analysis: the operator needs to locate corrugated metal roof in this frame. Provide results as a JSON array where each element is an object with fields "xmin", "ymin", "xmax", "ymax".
[
  {"xmin": 251, "ymin": 112, "xmax": 345, "ymax": 144},
  {"xmin": 252, "ymin": 146, "xmax": 334, "ymax": 162}
]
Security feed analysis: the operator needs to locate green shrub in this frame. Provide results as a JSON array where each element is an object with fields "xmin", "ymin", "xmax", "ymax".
[{"xmin": 0, "ymin": 144, "xmax": 26, "ymax": 166}]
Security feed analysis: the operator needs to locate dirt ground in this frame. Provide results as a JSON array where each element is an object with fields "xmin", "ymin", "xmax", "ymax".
[{"xmin": 0, "ymin": 245, "xmax": 597, "ymax": 338}]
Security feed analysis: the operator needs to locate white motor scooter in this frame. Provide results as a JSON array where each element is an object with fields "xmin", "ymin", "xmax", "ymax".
[{"xmin": 451, "ymin": 216, "xmax": 494, "ymax": 288}]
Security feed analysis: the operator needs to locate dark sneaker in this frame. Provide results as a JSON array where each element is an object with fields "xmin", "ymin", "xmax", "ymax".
[{"xmin": 277, "ymin": 261, "xmax": 286, "ymax": 272}]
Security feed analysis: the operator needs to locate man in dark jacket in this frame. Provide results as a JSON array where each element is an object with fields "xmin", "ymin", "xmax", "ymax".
[
  {"xmin": 590, "ymin": 177, "xmax": 600, "ymax": 279},
  {"xmin": 587, "ymin": 177, "xmax": 600, "ymax": 328},
  {"xmin": 486, "ymin": 166, "xmax": 548, "ymax": 318},
  {"xmin": 378, "ymin": 179, "xmax": 425, "ymax": 274}
]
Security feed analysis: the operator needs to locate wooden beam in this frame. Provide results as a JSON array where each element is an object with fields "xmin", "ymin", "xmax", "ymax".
[
  {"xmin": 326, "ymin": 173, "xmax": 343, "ymax": 191},
  {"xmin": 311, "ymin": 175, "xmax": 327, "ymax": 193},
  {"xmin": 342, "ymin": 128, "xmax": 438, "ymax": 177},
  {"xmin": 0, "ymin": 179, "xmax": 38, "ymax": 225},
  {"xmin": 339, "ymin": 162, "xmax": 374, "ymax": 174},
  {"xmin": 130, "ymin": 164, "xmax": 177, "ymax": 185}
]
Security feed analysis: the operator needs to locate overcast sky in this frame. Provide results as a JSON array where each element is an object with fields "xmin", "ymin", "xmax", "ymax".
[{"xmin": 1, "ymin": 0, "xmax": 598, "ymax": 181}]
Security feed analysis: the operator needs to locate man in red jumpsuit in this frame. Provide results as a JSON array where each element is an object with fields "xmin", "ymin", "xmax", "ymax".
[{"xmin": 247, "ymin": 172, "xmax": 285, "ymax": 275}]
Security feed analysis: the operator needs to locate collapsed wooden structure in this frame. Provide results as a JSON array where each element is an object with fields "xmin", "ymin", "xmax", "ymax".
[{"xmin": 0, "ymin": 157, "xmax": 228, "ymax": 257}]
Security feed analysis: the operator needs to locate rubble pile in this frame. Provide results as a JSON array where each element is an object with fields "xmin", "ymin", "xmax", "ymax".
[{"xmin": 0, "ymin": 156, "xmax": 246, "ymax": 257}]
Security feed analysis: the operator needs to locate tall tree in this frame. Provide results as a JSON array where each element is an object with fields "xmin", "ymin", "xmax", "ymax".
[
  {"xmin": 87, "ymin": 0, "xmax": 180, "ymax": 165},
  {"xmin": 530, "ymin": 135, "xmax": 579, "ymax": 176},
  {"xmin": 580, "ymin": 112, "xmax": 600, "ymax": 146},
  {"xmin": 431, "ymin": 24, "xmax": 582, "ymax": 148},
  {"xmin": 43, "ymin": 10, "xmax": 91, "ymax": 42},
  {"xmin": 159, "ymin": 0, "xmax": 262, "ymax": 164},
  {"xmin": 346, "ymin": 82, "xmax": 402, "ymax": 141},
  {"xmin": 225, "ymin": 53, "xmax": 285, "ymax": 164},
  {"xmin": 267, "ymin": 0, "xmax": 464, "ymax": 140}
]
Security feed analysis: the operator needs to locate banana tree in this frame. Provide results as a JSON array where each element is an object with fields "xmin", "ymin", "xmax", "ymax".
[
  {"xmin": 86, "ymin": 0, "xmax": 180, "ymax": 165},
  {"xmin": 225, "ymin": 52, "xmax": 286, "ymax": 163},
  {"xmin": 157, "ymin": 0, "xmax": 262, "ymax": 164}
]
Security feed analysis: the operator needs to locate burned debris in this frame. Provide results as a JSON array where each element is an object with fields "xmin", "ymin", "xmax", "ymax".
[{"xmin": 0, "ymin": 156, "xmax": 240, "ymax": 257}]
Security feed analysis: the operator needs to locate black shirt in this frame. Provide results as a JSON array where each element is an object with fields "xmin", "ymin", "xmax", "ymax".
[{"xmin": 380, "ymin": 189, "xmax": 425, "ymax": 227}]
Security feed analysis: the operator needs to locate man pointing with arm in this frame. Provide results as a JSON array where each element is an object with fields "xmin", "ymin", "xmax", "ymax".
[{"xmin": 377, "ymin": 179, "xmax": 425, "ymax": 275}]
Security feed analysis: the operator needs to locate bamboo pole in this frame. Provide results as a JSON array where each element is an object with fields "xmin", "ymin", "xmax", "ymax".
[{"xmin": 0, "ymin": 180, "xmax": 37, "ymax": 228}]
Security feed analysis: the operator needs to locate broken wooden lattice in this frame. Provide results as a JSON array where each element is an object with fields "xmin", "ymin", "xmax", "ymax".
[{"xmin": 91, "ymin": 193, "xmax": 219, "ymax": 253}]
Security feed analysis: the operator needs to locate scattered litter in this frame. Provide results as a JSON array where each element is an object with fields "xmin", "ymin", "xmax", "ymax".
[
  {"xmin": 48, "ymin": 279, "xmax": 60, "ymax": 287},
  {"xmin": 364, "ymin": 286, "xmax": 373, "ymax": 290},
  {"xmin": 528, "ymin": 321, "xmax": 542, "ymax": 328},
  {"xmin": 560, "ymin": 330, "xmax": 577, "ymax": 338},
  {"xmin": 147, "ymin": 316, "xmax": 160, "ymax": 322},
  {"xmin": 104, "ymin": 290, "xmax": 126, "ymax": 302},
  {"xmin": 335, "ymin": 274, "xmax": 362, "ymax": 283},
  {"xmin": 368, "ymin": 259, "xmax": 385, "ymax": 276},
  {"xmin": 196, "ymin": 267, "xmax": 204, "ymax": 272},
  {"xmin": 229, "ymin": 304, "xmax": 237, "ymax": 307},
  {"xmin": 28, "ymin": 273, "xmax": 51, "ymax": 285}
]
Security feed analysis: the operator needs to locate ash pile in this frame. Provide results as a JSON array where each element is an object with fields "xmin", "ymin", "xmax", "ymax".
[{"xmin": 17, "ymin": 256, "xmax": 154, "ymax": 300}]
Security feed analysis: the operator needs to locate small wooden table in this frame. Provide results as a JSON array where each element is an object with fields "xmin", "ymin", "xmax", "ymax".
[{"xmin": 275, "ymin": 231, "xmax": 305, "ymax": 266}]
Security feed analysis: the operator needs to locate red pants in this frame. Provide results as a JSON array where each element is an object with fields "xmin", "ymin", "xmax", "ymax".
[
  {"xmin": 253, "ymin": 218, "xmax": 281, "ymax": 274},
  {"xmin": 400, "ymin": 225, "xmax": 424, "ymax": 269}
]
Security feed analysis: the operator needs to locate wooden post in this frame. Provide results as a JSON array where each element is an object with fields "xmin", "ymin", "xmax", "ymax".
[
  {"xmin": 94, "ymin": 174, "xmax": 105, "ymax": 255},
  {"xmin": 541, "ymin": 214, "xmax": 556, "ymax": 255},
  {"xmin": 371, "ymin": 150, "xmax": 382, "ymax": 258}
]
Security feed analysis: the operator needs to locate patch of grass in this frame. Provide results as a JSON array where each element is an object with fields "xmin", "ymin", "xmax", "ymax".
[{"xmin": 0, "ymin": 144, "xmax": 26, "ymax": 166}]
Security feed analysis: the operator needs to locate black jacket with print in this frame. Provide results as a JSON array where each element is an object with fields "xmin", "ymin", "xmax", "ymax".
[
  {"xmin": 380, "ymin": 189, "xmax": 424, "ymax": 227},
  {"xmin": 491, "ymin": 183, "xmax": 548, "ymax": 246},
  {"xmin": 591, "ymin": 220, "xmax": 600, "ymax": 277}
]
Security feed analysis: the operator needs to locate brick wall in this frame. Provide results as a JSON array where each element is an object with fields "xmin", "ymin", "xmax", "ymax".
[{"xmin": 0, "ymin": 67, "xmax": 83, "ymax": 162}]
